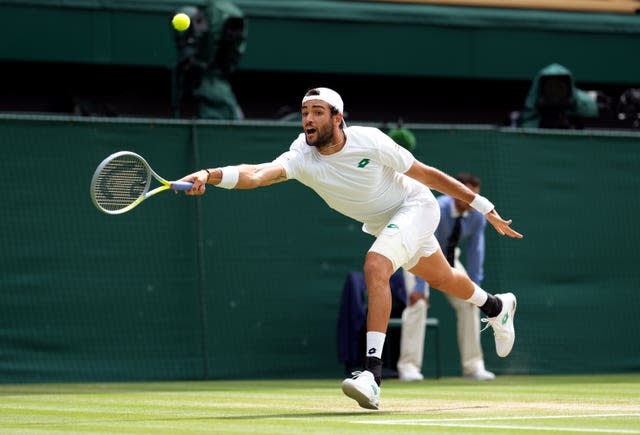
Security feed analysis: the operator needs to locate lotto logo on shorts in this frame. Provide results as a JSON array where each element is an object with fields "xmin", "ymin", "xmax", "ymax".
[{"xmin": 386, "ymin": 223, "xmax": 399, "ymax": 229}]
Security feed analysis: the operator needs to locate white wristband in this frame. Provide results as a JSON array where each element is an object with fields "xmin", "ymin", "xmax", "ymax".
[
  {"xmin": 470, "ymin": 194, "xmax": 494, "ymax": 215},
  {"xmin": 216, "ymin": 166, "xmax": 239, "ymax": 189}
]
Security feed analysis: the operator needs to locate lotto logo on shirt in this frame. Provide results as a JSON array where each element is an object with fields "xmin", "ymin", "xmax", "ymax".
[{"xmin": 357, "ymin": 158, "xmax": 370, "ymax": 168}]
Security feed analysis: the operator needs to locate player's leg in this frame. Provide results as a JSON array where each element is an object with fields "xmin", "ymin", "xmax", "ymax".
[
  {"xmin": 343, "ymin": 199, "xmax": 437, "ymax": 409},
  {"xmin": 362, "ymin": 251, "xmax": 393, "ymax": 385},
  {"xmin": 342, "ymin": 211, "xmax": 423, "ymax": 410},
  {"xmin": 363, "ymin": 251, "xmax": 394, "ymax": 335},
  {"xmin": 361, "ymin": 220, "xmax": 420, "ymax": 386},
  {"xmin": 408, "ymin": 248, "xmax": 475, "ymax": 299},
  {"xmin": 341, "ymin": 251, "xmax": 392, "ymax": 410},
  {"xmin": 408, "ymin": 248, "xmax": 517, "ymax": 358}
]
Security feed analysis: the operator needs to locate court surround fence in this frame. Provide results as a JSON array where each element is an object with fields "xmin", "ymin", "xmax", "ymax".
[{"xmin": 1, "ymin": 114, "xmax": 639, "ymax": 382}]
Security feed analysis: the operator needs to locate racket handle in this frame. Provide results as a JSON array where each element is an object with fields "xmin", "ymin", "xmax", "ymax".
[{"xmin": 170, "ymin": 181, "xmax": 194, "ymax": 191}]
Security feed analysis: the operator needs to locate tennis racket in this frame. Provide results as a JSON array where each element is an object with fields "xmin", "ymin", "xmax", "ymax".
[{"xmin": 90, "ymin": 151, "xmax": 193, "ymax": 215}]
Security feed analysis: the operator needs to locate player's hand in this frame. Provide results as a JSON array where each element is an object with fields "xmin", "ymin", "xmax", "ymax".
[
  {"xmin": 486, "ymin": 209, "xmax": 523, "ymax": 238},
  {"xmin": 179, "ymin": 170, "xmax": 208, "ymax": 196}
]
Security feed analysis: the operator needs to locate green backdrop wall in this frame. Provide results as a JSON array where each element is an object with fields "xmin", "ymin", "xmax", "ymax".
[
  {"xmin": 1, "ymin": 115, "xmax": 639, "ymax": 383},
  {"xmin": 1, "ymin": 0, "xmax": 639, "ymax": 83}
]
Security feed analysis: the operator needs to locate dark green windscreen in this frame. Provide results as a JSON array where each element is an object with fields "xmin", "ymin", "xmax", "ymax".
[{"xmin": 1, "ymin": 116, "xmax": 638, "ymax": 382}]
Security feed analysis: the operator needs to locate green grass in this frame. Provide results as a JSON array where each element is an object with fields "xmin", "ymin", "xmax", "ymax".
[{"xmin": 1, "ymin": 374, "xmax": 639, "ymax": 434}]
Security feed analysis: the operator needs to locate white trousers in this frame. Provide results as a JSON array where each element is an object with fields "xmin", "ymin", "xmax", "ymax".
[
  {"xmin": 397, "ymin": 298, "xmax": 427, "ymax": 373},
  {"xmin": 397, "ymin": 249, "xmax": 486, "ymax": 376}
]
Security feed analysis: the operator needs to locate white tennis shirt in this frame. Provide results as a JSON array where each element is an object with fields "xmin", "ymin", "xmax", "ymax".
[{"xmin": 274, "ymin": 126, "xmax": 437, "ymax": 236}]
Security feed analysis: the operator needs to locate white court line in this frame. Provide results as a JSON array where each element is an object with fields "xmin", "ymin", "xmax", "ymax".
[
  {"xmin": 351, "ymin": 413, "xmax": 640, "ymax": 433},
  {"xmin": 380, "ymin": 423, "xmax": 640, "ymax": 433},
  {"xmin": 359, "ymin": 413, "xmax": 640, "ymax": 423}
]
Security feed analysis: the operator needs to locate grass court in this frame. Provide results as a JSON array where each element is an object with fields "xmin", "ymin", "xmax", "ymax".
[{"xmin": 1, "ymin": 373, "xmax": 639, "ymax": 434}]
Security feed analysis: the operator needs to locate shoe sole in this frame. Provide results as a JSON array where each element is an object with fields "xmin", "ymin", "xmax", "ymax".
[{"xmin": 341, "ymin": 381, "xmax": 379, "ymax": 410}]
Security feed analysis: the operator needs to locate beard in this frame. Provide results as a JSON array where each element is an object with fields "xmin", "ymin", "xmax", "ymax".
[{"xmin": 305, "ymin": 123, "xmax": 335, "ymax": 148}]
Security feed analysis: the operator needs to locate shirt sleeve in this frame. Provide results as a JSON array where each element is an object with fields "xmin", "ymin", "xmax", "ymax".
[
  {"xmin": 273, "ymin": 136, "xmax": 305, "ymax": 180},
  {"xmin": 374, "ymin": 128, "xmax": 415, "ymax": 173}
]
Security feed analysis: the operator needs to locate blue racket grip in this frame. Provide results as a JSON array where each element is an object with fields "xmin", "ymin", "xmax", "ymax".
[{"xmin": 170, "ymin": 181, "xmax": 194, "ymax": 191}]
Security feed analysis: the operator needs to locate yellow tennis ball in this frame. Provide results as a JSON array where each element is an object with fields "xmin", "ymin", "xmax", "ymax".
[{"xmin": 172, "ymin": 13, "xmax": 191, "ymax": 32}]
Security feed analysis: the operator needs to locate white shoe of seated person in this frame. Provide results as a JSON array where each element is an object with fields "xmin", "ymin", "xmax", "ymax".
[
  {"xmin": 398, "ymin": 365, "xmax": 424, "ymax": 382},
  {"xmin": 464, "ymin": 368, "xmax": 496, "ymax": 381}
]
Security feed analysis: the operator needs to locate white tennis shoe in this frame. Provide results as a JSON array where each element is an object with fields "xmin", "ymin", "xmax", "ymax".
[
  {"xmin": 341, "ymin": 370, "xmax": 381, "ymax": 410},
  {"xmin": 398, "ymin": 364, "xmax": 424, "ymax": 382},
  {"xmin": 481, "ymin": 292, "xmax": 517, "ymax": 357}
]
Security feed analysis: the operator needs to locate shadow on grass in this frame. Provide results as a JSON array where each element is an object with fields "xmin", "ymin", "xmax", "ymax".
[
  {"xmin": 218, "ymin": 411, "xmax": 396, "ymax": 420},
  {"xmin": 219, "ymin": 405, "xmax": 490, "ymax": 420}
]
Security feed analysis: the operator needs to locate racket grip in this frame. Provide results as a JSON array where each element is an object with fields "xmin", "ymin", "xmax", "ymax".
[{"xmin": 170, "ymin": 181, "xmax": 194, "ymax": 190}]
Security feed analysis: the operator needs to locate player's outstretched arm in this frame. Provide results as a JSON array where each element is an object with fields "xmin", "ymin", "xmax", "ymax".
[
  {"xmin": 405, "ymin": 161, "xmax": 523, "ymax": 239},
  {"xmin": 180, "ymin": 162, "xmax": 287, "ymax": 196}
]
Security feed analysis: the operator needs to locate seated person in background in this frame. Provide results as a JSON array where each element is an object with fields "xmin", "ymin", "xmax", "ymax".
[{"xmin": 396, "ymin": 267, "xmax": 429, "ymax": 381}]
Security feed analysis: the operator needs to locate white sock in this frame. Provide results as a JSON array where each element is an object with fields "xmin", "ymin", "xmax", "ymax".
[
  {"xmin": 466, "ymin": 283, "xmax": 489, "ymax": 307},
  {"xmin": 366, "ymin": 331, "xmax": 386, "ymax": 359}
]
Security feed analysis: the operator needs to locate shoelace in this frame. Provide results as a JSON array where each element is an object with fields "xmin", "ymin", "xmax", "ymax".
[
  {"xmin": 480, "ymin": 317, "xmax": 493, "ymax": 333},
  {"xmin": 481, "ymin": 316, "xmax": 510, "ymax": 340},
  {"xmin": 348, "ymin": 371, "xmax": 379, "ymax": 397}
]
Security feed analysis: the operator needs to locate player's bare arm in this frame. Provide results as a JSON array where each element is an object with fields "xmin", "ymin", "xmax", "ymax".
[
  {"xmin": 405, "ymin": 161, "xmax": 476, "ymax": 203},
  {"xmin": 227, "ymin": 163, "xmax": 287, "ymax": 189},
  {"xmin": 181, "ymin": 162, "xmax": 287, "ymax": 195},
  {"xmin": 405, "ymin": 161, "xmax": 523, "ymax": 239}
]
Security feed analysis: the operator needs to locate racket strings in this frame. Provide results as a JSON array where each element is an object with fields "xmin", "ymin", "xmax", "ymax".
[{"xmin": 92, "ymin": 155, "xmax": 150, "ymax": 212}]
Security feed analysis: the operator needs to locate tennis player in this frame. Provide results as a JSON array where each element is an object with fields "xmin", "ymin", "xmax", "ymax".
[{"xmin": 179, "ymin": 87, "xmax": 523, "ymax": 410}]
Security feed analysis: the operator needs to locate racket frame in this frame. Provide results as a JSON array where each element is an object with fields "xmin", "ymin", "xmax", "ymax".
[{"xmin": 90, "ymin": 151, "xmax": 192, "ymax": 215}]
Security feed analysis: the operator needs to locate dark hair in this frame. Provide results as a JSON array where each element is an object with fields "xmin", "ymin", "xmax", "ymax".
[{"xmin": 456, "ymin": 172, "xmax": 481, "ymax": 187}]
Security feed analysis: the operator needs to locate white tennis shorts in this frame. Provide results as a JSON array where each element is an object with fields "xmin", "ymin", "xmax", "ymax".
[{"xmin": 368, "ymin": 199, "xmax": 441, "ymax": 271}]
